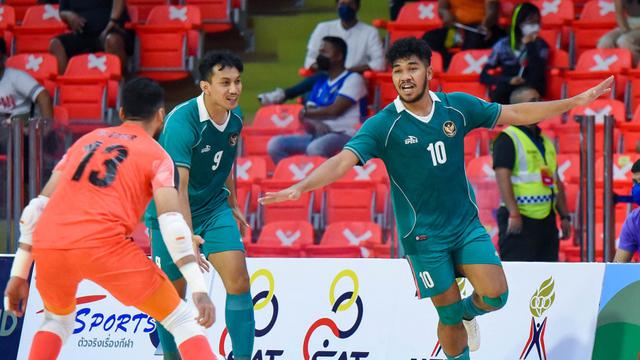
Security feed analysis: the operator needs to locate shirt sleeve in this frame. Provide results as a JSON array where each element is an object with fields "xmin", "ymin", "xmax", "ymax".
[
  {"xmin": 304, "ymin": 23, "xmax": 325, "ymax": 69},
  {"xmin": 618, "ymin": 214, "xmax": 639, "ymax": 254},
  {"xmin": 338, "ymin": 73, "xmax": 367, "ymax": 103},
  {"xmin": 366, "ymin": 28, "xmax": 385, "ymax": 71},
  {"xmin": 492, "ymin": 133, "xmax": 516, "ymax": 170},
  {"xmin": 13, "ymin": 70, "xmax": 44, "ymax": 102},
  {"xmin": 343, "ymin": 115, "xmax": 385, "ymax": 165},
  {"xmin": 53, "ymin": 153, "xmax": 69, "ymax": 172},
  {"xmin": 151, "ymin": 154, "xmax": 178, "ymax": 190},
  {"xmin": 449, "ymin": 92, "xmax": 502, "ymax": 133},
  {"xmin": 160, "ymin": 111, "xmax": 197, "ymax": 169}
]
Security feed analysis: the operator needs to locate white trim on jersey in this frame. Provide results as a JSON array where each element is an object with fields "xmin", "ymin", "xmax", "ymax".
[
  {"xmin": 390, "ymin": 175, "xmax": 417, "ymax": 239},
  {"xmin": 443, "ymin": 105, "xmax": 467, "ymax": 127},
  {"xmin": 197, "ymin": 93, "xmax": 230, "ymax": 132},
  {"xmin": 384, "ymin": 115, "xmax": 402, "ymax": 148},
  {"xmin": 393, "ymin": 91, "xmax": 440, "ymax": 124}
]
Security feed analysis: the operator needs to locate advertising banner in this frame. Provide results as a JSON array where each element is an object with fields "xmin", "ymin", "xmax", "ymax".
[{"xmin": 0, "ymin": 255, "xmax": 24, "ymax": 360}]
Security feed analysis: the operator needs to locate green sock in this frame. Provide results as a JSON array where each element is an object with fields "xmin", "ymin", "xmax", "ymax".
[
  {"xmin": 226, "ymin": 291, "xmax": 255, "ymax": 359},
  {"xmin": 462, "ymin": 295, "xmax": 488, "ymax": 320},
  {"xmin": 157, "ymin": 323, "xmax": 180, "ymax": 359},
  {"xmin": 446, "ymin": 346, "xmax": 470, "ymax": 360}
]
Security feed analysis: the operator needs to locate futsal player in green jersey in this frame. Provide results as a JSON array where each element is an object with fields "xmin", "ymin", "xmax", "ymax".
[
  {"xmin": 145, "ymin": 52, "xmax": 254, "ymax": 360},
  {"xmin": 259, "ymin": 38, "xmax": 612, "ymax": 360}
]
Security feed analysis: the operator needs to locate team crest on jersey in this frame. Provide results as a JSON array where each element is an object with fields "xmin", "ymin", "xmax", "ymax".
[
  {"xmin": 443, "ymin": 121, "xmax": 456, "ymax": 137},
  {"xmin": 229, "ymin": 133, "xmax": 239, "ymax": 146}
]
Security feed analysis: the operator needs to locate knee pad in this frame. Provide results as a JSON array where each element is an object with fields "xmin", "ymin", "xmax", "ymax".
[
  {"xmin": 40, "ymin": 311, "xmax": 75, "ymax": 344},
  {"xmin": 160, "ymin": 302, "xmax": 204, "ymax": 346},
  {"xmin": 435, "ymin": 300, "xmax": 464, "ymax": 326},
  {"xmin": 482, "ymin": 289, "xmax": 509, "ymax": 310}
]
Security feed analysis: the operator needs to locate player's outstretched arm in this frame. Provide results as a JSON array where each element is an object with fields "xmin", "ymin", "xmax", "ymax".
[
  {"xmin": 259, "ymin": 149, "xmax": 359, "ymax": 205},
  {"xmin": 497, "ymin": 76, "xmax": 614, "ymax": 126}
]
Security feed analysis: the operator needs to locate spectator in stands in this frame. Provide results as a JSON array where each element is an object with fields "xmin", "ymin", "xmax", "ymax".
[
  {"xmin": 257, "ymin": 0, "xmax": 383, "ymax": 105},
  {"xmin": 422, "ymin": 0, "xmax": 504, "ymax": 69},
  {"xmin": 49, "ymin": 0, "xmax": 133, "ymax": 74},
  {"xmin": 598, "ymin": 0, "xmax": 640, "ymax": 65},
  {"xmin": 267, "ymin": 36, "xmax": 367, "ymax": 164},
  {"xmin": 480, "ymin": 3, "xmax": 549, "ymax": 104},
  {"xmin": 614, "ymin": 160, "xmax": 640, "ymax": 262},
  {"xmin": 493, "ymin": 86, "xmax": 571, "ymax": 261}
]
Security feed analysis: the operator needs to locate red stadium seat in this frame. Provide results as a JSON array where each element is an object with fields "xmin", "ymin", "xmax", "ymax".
[
  {"xmin": 339, "ymin": 158, "xmax": 389, "ymax": 217},
  {"xmin": 373, "ymin": 1, "xmax": 442, "ymax": 45},
  {"xmin": 246, "ymin": 221, "xmax": 313, "ymax": 257},
  {"xmin": 13, "ymin": 5, "xmax": 67, "ymax": 54},
  {"xmin": 565, "ymin": 48, "xmax": 631, "ymax": 100},
  {"xmin": 568, "ymin": 99, "xmax": 626, "ymax": 126},
  {"xmin": 0, "ymin": 5, "xmax": 16, "ymax": 48},
  {"xmin": 532, "ymin": 0, "xmax": 575, "ymax": 49},
  {"xmin": 129, "ymin": 5, "xmax": 202, "ymax": 81},
  {"xmin": 6, "ymin": 53, "xmax": 57, "ymax": 96},
  {"xmin": 324, "ymin": 179, "xmax": 376, "ymax": 224},
  {"xmin": 571, "ymin": 0, "xmax": 617, "ymax": 60},
  {"xmin": 622, "ymin": 131, "xmax": 640, "ymax": 152},
  {"xmin": 235, "ymin": 156, "xmax": 267, "ymax": 222},
  {"xmin": 466, "ymin": 155, "xmax": 495, "ymax": 181},
  {"xmin": 126, "ymin": 0, "xmax": 169, "ymax": 23},
  {"xmin": 306, "ymin": 221, "xmax": 381, "ymax": 258},
  {"xmin": 595, "ymin": 153, "xmax": 640, "ymax": 187},
  {"xmin": 546, "ymin": 49, "xmax": 569, "ymax": 100},
  {"xmin": 5, "ymin": 0, "xmax": 35, "ymax": 23},
  {"xmin": 556, "ymin": 154, "xmax": 581, "ymax": 184},
  {"xmin": 56, "ymin": 53, "xmax": 121, "ymax": 133},
  {"xmin": 184, "ymin": 0, "xmax": 236, "ymax": 33},
  {"xmin": 556, "ymin": 127, "xmax": 620, "ymax": 154},
  {"xmin": 440, "ymin": 50, "xmax": 491, "ymax": 99}
]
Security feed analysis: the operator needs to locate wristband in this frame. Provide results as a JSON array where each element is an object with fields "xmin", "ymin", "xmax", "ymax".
[{"xmin": 179, "ymin": 262, "xmax": 208, "ymax": 293}]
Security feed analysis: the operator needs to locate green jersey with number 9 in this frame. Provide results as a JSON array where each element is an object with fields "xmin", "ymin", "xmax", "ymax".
[
  {"xmin": 145, "ymin": 93, "xmax": 243, "ymax": 225},
  {"xmin": 344, "ymin": 91, "xmax": 501, "ymax": 254}
]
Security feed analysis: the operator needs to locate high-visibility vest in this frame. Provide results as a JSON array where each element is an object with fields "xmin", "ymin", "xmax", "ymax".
[{"xmin": 502, "ymin": 126, "xmax": 557, "ymax": 219}]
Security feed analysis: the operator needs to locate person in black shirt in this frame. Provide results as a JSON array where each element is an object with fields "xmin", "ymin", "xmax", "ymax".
[
  {"xmin": 48, "ymin": 0, "xmax": 133, "ymax": 74},
  {"xmin": 492, "ymin": 86, "xmax": 571, "ymax": 261}
]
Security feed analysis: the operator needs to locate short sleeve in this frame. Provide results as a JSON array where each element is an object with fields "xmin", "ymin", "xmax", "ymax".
[
  {"xmin": 12, "ymin": 70, "xmax": 44, "ymax": 102},
  {"xmin": 366, "ymin": 28, "xmax": 385, "ymax": 71},
  {"xmin": 53, "ymin": 153, "xmax": 69, "ymax": 172},
  {"xmin": 449, "ymin": 92, "xmax": 502, "ymax": 133},
  {"xmin": 338, "ymin": 73, "xmax": 367, "ymax": 103},
  {"xmin": 492, "ymin": 133, "xmax": 516, "ymax": 170},
  {"xmin": 151, "ymin": 154, "xmax": 178, "ymax": 190},
  {"xmin": 160, "ymin": 111, "xmax": 197, "ymax": 168},
  {"xmin": 618, "ymin": 214, "xmax": 639, "ymax": 253},
  {"xmin": 343, "ymin": 115, "xmax": 385, "ymax": 165},
  {"xmin": 304, "ymin": 23, "xmax": 326, "ymax": 69}
]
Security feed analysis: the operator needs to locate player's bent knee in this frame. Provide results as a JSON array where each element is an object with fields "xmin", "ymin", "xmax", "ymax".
[
  {"xmin": 482, "ymin": 289, "xmax": 509, "ymax": 310},
  {"xmin": 160, "ymin": 302, "xmax": 204, "ymax": 346},
  {"xmin": 40, "ymin": 311, "xmax": 76, "ymax": 344},
  {"xmin": 435, "ymin": 300, "xmax": 464, "ymax": 325},
  {"xmin": 226, "ymin": 275, "xmax": 250, "ymax": 294}
]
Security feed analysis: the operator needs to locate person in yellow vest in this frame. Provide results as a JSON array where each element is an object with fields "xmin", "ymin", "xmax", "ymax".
[{"xmin": 492, "ymin": 86, "xmax": 571, "ymax": 261}]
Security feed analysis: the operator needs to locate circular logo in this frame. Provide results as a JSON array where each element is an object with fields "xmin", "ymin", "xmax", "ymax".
[
  {"xmin": 229, "ymin": 133, "xmax": 239, "ymax": 146},
  {"xmin": 443, "ymin": 121, "xmax": 456, "ymax": 137}
]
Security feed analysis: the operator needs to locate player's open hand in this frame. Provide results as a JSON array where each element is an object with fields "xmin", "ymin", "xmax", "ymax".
[
  {"xmin": 192, "ymin": 235, "xmax": 210, "ymax": 273},
  {"xmin": 258, "ymin": 187, "xmax": 301, "ymax": 205},
  {"xmin": 574, "ymin": 76, "xmax": 614, "ymax": 106},
  {"xmin": 4, "ymin": 277, "xmax": 30, "ymax": 317},
  {"xmin": 231, "ymin": 206, "xmax": 250, "ymax": 237},
  {"xmin": 192, "ymin": 292, "xmax": 215, "ymax": 328}
]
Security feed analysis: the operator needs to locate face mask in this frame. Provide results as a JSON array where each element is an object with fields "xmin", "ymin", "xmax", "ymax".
[
  {"xmin": 338, "ymin": 4, "xmax": 356, "ymax": 22},
  {"xmin": 521, "ymin": 23, "xmax": 540, "ymax": 37},
  {"xmin": 316, "ymin": 54, "xmax": 331, "ymax": 71},
  {"xmin": 632, "ymin": 183, "xmax": 640, "ymax": 205}
]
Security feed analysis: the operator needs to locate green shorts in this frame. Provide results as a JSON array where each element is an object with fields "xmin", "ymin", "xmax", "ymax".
[
  {"xmin": 405, "ymin": 221, "xmax": 502, "ymax": 299},
  {"xmin": 148, "ymin": 205, "xmax": 245, "ymax": 281}
]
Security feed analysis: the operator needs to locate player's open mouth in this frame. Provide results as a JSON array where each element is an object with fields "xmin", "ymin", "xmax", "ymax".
[{"xmin": 400, "ymin": 83, "xmax": 415, "ymax": 93}]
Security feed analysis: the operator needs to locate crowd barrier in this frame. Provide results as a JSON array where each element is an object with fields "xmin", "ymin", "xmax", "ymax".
[{"xmin": 1, "ymin": 257, "xmax": 638, "ymax": 359}]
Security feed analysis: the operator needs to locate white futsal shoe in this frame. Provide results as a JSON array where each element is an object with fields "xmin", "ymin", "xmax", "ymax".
[{"xmin": 463, "ymin": 317, "xmax": 481, "ymax": 352}]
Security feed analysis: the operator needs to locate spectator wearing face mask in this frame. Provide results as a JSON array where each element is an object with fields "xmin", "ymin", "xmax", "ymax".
[
  {"xmin": 257, "ymin": 0, "xmax": 383, "ymax": 105},
  {"xmin": 267, "ymin": 36, "xmax": 367, "ymax": 164},
  {"xmin": 614, "ymin": 160, "xmax": 640, "ymax": 262},
  {"xmin": 480, "ymin": 2, "xmax": 549, "ymax": 104}
]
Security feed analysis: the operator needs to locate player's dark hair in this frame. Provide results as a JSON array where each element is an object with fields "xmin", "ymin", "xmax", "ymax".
[
  {"xmin": 509, "ymin": 85, "xmax": 538, "ymax": 104},
  {"xmin": 198, "ymin": 51, "xmax": 244, "ymax": 82},
  {"xmin": 632, "ymin": 159, "xmax": 640, "ymax": 174},
  {"xmin": 0, "ymin": 38, "xmax": 7, "ymax": 57},
  {"xmin": 121, "ymin": 77, "xmax": 165, "ymax": 121},
  {"xmin": 322, "ymin": 36, "xmax": 348, "ymax": 65},
  {"xmin": 335, "ymin": 0, "xmax": 360, "ymax": 8},
  {"xmin": 386, "ymin": 37, "xmax": 432, "ymax": 66}
]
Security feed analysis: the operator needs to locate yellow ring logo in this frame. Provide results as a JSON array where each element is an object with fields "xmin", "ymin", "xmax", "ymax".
[
  {"xmin": 329, "ymin": 269, "xmax": 359, "ymax": 312},
  {"xmin": 251, "ymin": 269, "xmax": 275, "ymax": 311}
]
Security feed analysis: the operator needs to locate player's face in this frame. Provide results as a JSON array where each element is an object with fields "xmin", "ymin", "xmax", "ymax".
[
  {"xmin": 200, "ymin": 65, "xmax": 242, "ymax": 111},
  {"xmin": 391, "ymin": 55, "xmax": 433, "ymax": 104}
]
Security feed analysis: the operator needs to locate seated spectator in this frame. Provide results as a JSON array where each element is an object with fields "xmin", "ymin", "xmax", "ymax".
[
  {"xmin": 258, "ymin": 0, "xmax": 382, "ymax": 105},
  {"xmin": 267, "ymin": 36, "xmax": 367, "ymax": 164},
  {"xmin": 49, "ymin": 0, "xmax": 133, "ymax": 74},
  {"xmin": 423, "ymin": 0, "xmax": 504, "ymax": 69},
  {"xmin": 614, "ymin": 160, "xmax": 640, "ymax": 263},
  {"xmin": 480, "ymin": 3, "xmax": 548, "ymax": 104},
  {"xmin": 598, "ymin": 0, "xmax": 640, "ymax": 65}
]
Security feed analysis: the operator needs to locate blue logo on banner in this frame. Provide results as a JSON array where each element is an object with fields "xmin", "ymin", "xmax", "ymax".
[{"xmin": 0, "ymin": 256, "xmax": 25, "ymax": 360}]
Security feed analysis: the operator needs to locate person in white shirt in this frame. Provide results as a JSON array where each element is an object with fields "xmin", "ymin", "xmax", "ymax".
[
  {"xmin": 258, "ymin": 0, "xmax": 382, "ymax": 105},
  {"xmin": 267, "ymin": 36, "xmax": 367, "ymax": 163}
]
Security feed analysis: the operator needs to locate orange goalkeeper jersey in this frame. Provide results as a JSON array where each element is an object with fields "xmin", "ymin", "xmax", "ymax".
[{"xmin": 33, "ymin": 122, "xmax": 176, "ymax": 249}]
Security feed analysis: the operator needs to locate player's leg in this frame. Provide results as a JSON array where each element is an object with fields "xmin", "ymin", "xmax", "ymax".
[
  {"xmin": 202, "ymin": 208, "xmax": 254, "ymax": 360},
  {"xmin": 406, "ymin": 253, "xmax": 469, "ymax": 360},
  {"xmin": 88, "ymin": 240, "xmax": 216, "ymax": 360},
  {"xmin": 29, "ymin": 249, "xmax": 80, "ymax": 360},
  {"xmin": 149, "ymin": 223, "xmax": 188, "ymax": 359}
]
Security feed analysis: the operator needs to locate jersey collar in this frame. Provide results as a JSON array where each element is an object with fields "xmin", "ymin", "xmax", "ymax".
[
  {"xmin": 393, "ymin": 91, "xmax": 440, "ymax": 124},
  {"xmin": 197, "ymin": 92, "xmax": 230, "ymax": 132}
]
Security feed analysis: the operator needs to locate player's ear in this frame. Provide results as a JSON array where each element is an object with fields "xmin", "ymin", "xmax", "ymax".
[
  {"xmin": 199, "ymin": 81, "xmax": 210, "ymax": 95},
  {"xmin": 426, "ymin": 65, "xmax": 433, "ymax": 81},
  {"xmin": 118, "ymin": 107, "xmax": 125, "ymax": 121}
]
